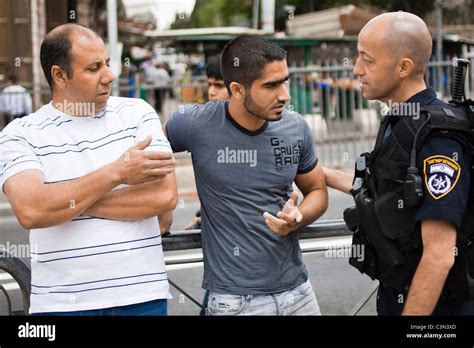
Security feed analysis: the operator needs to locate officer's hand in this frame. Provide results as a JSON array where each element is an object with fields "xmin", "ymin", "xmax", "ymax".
[
  {"xmin": 114, "ymin": 136, "xmax": 175, "ymax": 185},
  {"xmin": 263, "ymin": 192, "xmax": 303, "ymax": 236}
]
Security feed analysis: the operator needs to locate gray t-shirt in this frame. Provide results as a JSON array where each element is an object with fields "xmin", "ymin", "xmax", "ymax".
[{"xmin": 167, "ymin": 101, "xmax": 318, "ymax": 295}]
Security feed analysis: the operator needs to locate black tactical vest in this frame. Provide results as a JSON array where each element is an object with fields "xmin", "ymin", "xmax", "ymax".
[{"xmin": 348, "ymin": 103, "xmax": 474, "ymax": 305}]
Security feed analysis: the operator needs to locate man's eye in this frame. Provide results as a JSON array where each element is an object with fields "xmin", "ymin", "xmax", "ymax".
[{"xmin": 89, "ymin": 66, "xmax": 99, "ymax": 72}]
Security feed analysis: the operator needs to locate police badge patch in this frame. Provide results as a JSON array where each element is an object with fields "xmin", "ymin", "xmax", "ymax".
[{"xmin": 423, "ymin": 155, "xmax": 461, "ymax": 200}]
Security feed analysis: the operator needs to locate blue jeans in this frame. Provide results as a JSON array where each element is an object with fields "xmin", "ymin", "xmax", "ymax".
[
  {"xmin": 200, "ymin": 290, "xmax": 209, "ymax": 316},
  {"xmin": 206, "ymin": 279, "xmax": 320, "ymax": 316},
  {"xmin": 31, "ymin": 298, "xmax": 167, "ymax": 316}
]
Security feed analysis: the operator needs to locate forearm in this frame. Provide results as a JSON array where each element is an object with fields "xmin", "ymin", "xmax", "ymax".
[
  {"xmin": 322, "ymin": 166, "xmax": 353, "ymax": 194},
  {"xmin": 5, "ymin": 137, "xmax": 176, "ymax": 229},
  {"xmin": 402, "ymin": 220, "xmax": 456, "ymax": 315},
  {"xmin": 84, "ymin": 176, "xmax": 177, "ymax": 220},
  {"xmin": 402, "ymin": 256, "xmax": 451, "ymax": 315},
  {"xmin": 159, "ymin": 211, "xmax": 174, "ymax": 234},
  {"xmin": 297, "ymin": 188, "xmax": 328, "ymax": 228},
  {"xmin": 19, "ymin": 164, "xmax": 120, "ymax": 228}
]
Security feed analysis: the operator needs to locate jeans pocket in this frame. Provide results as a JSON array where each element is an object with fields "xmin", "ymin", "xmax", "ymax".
[
  {"xmin": 297, "ymin": 280, "xmax": 314, "ymax": 296},
  {"xmin": 207, "ymin": 293, "xmax": 247, "ymax": 316}
]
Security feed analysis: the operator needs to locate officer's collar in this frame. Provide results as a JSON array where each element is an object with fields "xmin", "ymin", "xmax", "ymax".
[
  {"xmin": 382, "ymin": 88, "xmax": 438, "ymax": 125},
  {"xmin": 404, "ymin": 87, "xmax": 438, "ymax": 106}
]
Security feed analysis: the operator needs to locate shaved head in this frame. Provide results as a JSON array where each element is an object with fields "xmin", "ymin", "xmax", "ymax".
[
  {"xmin": 361, "ymin": 12, "xmax": 432, "ymax": 76},
  {"xmin": 354, "ymin": 11, "xmax": 433, "ymax": 103}
]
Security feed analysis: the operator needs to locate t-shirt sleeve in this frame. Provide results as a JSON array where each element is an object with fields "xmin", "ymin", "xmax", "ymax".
[
  {"xmin": 166, "ymin": 104, "xmax": 199, "ymax": 152},
  {"xmin": 297, "ymin": 117, "xmax": 318, "ymax": 174},
  {"xmin": 135, "ymin": 100, "xmax": 172, "ymax": 153},
  {"xmin": 415, "ymin": 135, "xmax": 470, "ymax": 231},
  {"xmin": 0, "ymin": 122, "xmax": 44, "ymax": 191}
]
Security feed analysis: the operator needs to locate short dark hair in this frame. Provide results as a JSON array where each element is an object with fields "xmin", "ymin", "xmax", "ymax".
[
  {"xmin": 206, "ymin": 54, "xmax": 223, "ymax": 80},
  {"xmin": 8, "ymin": 75, "xmax": 18, "ymax": 84},
  {"xmin": 220, "ymin": 36, "xmax": 287, "ymax": 94},
  {"xmin": 40, "ymin": 23, "xmax": 102, "ymax": 91}
]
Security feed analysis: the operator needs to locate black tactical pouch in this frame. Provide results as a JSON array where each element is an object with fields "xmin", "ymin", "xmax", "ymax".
[
  {"xmin": 354, "ymin": 189, "xmax": 406, "ymax": 268},
  {"xmin": 349, "ymin": 226, "xmax": 377, "ymax": 280},
  {"xmin": 345, "ymin": 205, "xmax": 377, "ymax": 278}
]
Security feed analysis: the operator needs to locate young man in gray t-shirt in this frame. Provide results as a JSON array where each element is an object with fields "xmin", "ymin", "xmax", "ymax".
[{"xmin": 166, "ymin": 36, "xmax": 328, "ymax": 315}]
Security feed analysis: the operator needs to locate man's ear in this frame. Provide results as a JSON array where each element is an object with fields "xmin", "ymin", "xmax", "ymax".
[
  {"xmin": 398, "ymin": 58, "xmax": 415, "ymax": 79},
  {"xmin": 51, "ymin": 65, "xmax": 68, "ymax": 90},
  {"xmin": 230, "ymin": 82, "xmax": 245, "ymax": 100}
]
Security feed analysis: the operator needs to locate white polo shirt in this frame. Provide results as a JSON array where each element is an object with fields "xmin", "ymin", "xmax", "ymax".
[{"xmin": 0, "ymin": 96, "xmax": 172, "ymax": 313}]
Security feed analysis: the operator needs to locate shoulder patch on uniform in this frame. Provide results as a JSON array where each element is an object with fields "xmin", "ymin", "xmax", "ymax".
[{"xmin": 423, "ymin": 155, "xmax": 461, "ymax": 200}]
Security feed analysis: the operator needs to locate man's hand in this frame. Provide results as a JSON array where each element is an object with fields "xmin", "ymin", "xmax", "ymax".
[
  {"xmin": 113, "ymin": 136, "xmax": 175, "ymax": 185},
  {"xmin": 263, "ymin": 191, "xmax": 303, "ymax": 236}
]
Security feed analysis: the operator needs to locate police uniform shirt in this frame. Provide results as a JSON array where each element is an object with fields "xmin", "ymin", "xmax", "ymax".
[{"xmin": 403, "ymin": 88, "xmax": 470, "ymax": 230}]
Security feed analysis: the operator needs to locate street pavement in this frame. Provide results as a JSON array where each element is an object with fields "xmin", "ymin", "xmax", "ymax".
[{"xmin": 0, "ymin": 160, "xmax": 377, "ymax": 315}]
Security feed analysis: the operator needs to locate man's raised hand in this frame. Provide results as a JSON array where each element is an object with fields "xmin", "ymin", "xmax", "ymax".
[
  {"xmin": 114, "ymin": 136, "xmax": 175, "ymax": 185},
  {"xmin": 263, "ymin": 191, "xmax": 303, "ymax": 236}
]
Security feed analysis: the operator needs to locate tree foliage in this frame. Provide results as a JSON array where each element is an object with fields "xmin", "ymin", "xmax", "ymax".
[{"xmin": 170, "ymin": 0, "xmax": 472, "ymax": 30}]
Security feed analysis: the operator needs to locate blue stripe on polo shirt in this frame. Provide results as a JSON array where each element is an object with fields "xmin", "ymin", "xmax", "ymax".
[
  {"xmin": 31, "ymin": 233, "xmax": 161, "ymax": 255},
  {"xmin": 1, "ymin": 159, "xmax": 41, "ymax": 175},
  {"xmin": 30, "ymin": 278, "xmax": 168, "ymax": 295},
  {"xmin": 32, "ymin": 126, "xmax": 138, "ymax": 150},
  {"xmin": 36, "ymin": 119, "xmax": 73, "ymax": 130},
  {"xmin": 24, "ymin": 115, "xmax": 61, "ymax": 128},
  {"xmin": 36, "ymin": 242, "xmax": 162, "ymax": 264},
  {"xmin": 1, "ymin": 127, "xmax": 139, "ymax": 151},
  {"xmin": 31, "ymin": 271, "xmax": 167, "ymax": 288},
  {"xmin": 36, "ymin": 134, "xmax": 135, "ymax": 157}
]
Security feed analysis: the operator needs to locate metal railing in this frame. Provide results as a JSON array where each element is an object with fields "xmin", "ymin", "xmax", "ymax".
[
  {"xmin": 287, "ymin": 58, "xmax": 473, "ymax": 168},
  {"xmin": 162, "ymin": 218, "xmax": 350, "ymax": 252},
  {"xmin": 0, "ymin": 219, "xmax": 378, "ymax": 316},
  {"xmin": 0, "ymin": 250, "xmax": 31, "ymax": 315}
]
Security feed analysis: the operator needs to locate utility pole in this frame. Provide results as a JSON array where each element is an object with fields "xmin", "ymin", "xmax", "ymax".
[
  {"xmin": 252, "ymin": 0, "xmax": 260, "ymax": 29},
  {"xmin": 107, "ymin": 0, "xmax": 120, "ymax": 96},
  {"xmin": 261, "ymin": 0, "xmax": 275, "ymax": 33},
  {"xmin": 31, "ymin": 0, "xmax": 46, "ymax": 110},
  {"xmin": 435, "ymin": 0, "xmax": 443, "ymax": 94}
]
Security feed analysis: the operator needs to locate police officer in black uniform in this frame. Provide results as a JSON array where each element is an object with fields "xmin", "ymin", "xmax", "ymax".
[{"xmin": 323, "ymin": 12, "xmax": 474, "ymax": 315}]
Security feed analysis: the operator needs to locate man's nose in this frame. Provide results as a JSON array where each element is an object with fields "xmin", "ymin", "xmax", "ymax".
[
  {"xmin": 353, "ymin": 57, "xmax": 363, "ymax": 78},
  {"xmin": 278, "ymin": 83, "xmax": 290, "ymax": 103},
  {"xmin": 101, "ymin": 65, "xmax": 116, "ymax": 85}
]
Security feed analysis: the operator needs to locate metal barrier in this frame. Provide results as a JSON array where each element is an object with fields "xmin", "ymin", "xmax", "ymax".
[
  {"xmin": 161, "ymin": 219, "xmax": 377, "ymax": 316},
  {"xmin": 162, "ymin": 218, "xmax": 350, "ymax": 252},
  {"xmin": 0, "ymin": 219, "xmax": 371, "ymax": 315},
  {"xmin": 0, "ymin": 250, "xmax": 31, "ymax": 315}
]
